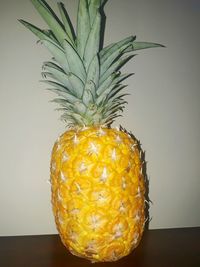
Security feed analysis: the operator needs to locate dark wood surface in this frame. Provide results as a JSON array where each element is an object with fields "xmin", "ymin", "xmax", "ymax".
[{"xmin": 0, "ymin": 227, "xmax": 199, "ymax": 267}]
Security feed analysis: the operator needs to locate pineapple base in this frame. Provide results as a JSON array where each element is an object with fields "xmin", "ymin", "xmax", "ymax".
[{"xmin": 50, "ymin": 127, "xmax": 146, "ymax": 262}]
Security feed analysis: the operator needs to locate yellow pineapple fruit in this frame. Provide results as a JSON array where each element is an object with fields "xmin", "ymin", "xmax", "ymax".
[
  {"xmin": 51, "ymin": 127, "xmax": 145, "ymax": 261},
  {"xmin": 20, "ymin": 0, "xmax": 163, "ymax": 262}
]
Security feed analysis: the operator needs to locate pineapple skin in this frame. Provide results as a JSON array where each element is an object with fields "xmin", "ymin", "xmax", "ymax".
[{"xmin": 50, "ymin": 127, "xmax": 146, "ymax": 262}]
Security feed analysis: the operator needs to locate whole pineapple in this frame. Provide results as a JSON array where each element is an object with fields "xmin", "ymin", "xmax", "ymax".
[{"xmin": 20, "ymin": 0, "xmax": 163, "ymax": 262}]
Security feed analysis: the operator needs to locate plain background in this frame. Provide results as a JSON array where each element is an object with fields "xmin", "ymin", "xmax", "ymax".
[{"xmin": 0, "ymin": 0, "xmax": 199, "ymax": 236}]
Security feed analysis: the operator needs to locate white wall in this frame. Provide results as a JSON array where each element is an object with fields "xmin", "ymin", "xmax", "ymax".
[{"xmin": 0, "ymin": 0, "xmax": 199, "ymax": 236}]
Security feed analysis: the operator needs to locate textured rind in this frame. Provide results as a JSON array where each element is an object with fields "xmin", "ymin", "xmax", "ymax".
[{"xmin": 50, "ymin": 127, "xmax": 146, "ymax": 262}]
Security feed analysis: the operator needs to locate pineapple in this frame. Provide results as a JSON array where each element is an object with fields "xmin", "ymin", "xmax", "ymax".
[{"xmin": 20, "ymin": 0, "xmax": 163, "ymax": 262}]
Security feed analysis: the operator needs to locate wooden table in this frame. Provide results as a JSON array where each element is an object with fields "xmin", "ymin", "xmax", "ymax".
[{"xmin": 0, "ymin": 227, "xmax": 199, "ymax": 267}]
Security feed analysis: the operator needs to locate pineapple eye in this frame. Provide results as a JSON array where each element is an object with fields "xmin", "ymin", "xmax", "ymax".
[
  {"xmin": 70, "ymin": 208, "xmax": 80, "ymax": 216},
  {"xmin": 134, "ymin": 212, "xmax": 141, "ymax": 222},
  {"xmin": 115, "ymin": 135, "xmax": 122, "ymax": 143},
  {"xmin": 97, "ymin": 193, "xmax": 106, "ymax": 202},
  {"xmin": 55, "ymin": 142, "xmax": 61, "ymax": 151},
  {"xmin": 96, "ymin": 127, "xmax": 106, "ymax": 136},
  {"xmin": 51, "ymin": 161, "xmax": 56, "ymax": 172},
  {"xmin": 88, "ymin": 142, "xmax": 98, "ymax": 155},
  {"xmin": 121, "ymin": 177, "xmax": 126, "ymax": 190},
  {"xmin": 57, "ymin": 212, "xmax": 64, "ymax": 225},
  {"xmin": 57, "ymin": 189, "xmax": 62, "ymax": 202},
  {"xmin": 135, "ymin": 187, "xmax": 142, "ymax": 198},
  {"xmin": 90, "ymin": 215, "xmax": 101, "ymax": 230},
  {"xmin": 130, "ymin": 143, "xmax": 137, "ymax": 151},
  {"xmin": 94, "ymin": 192, "xmax": 107, "ymax": 203},
  {"xmin": 119, "ymin": 201, "xmax": 126, "ymax": 213},
  {"xmin": 111, "ymin": 148, "xmax": 117, "ymax": 161},
  {"xmin": 132, "ymin": 232, "xmax": 139, "ymax": 246},
  {"xmin": 62, "ymin": 152, "xmax": 69, "ymax": 162},
  {"xmin": 113, "ymin": 223, "xmax": 123, "ymax": 239},
  {"xmin": 69, "ymin": 230, "xmax": 78, "ymax": 242},
  {"xmin": 126, "ymin": 162, "xmax": 131, "ymax": 172},
  {"xmin": 100, "ymin": 167, "xmax": 108, "ymax": 182},
  {"xmin": 74, "ymin": 182, "xmax": 82, "ymax": 194},
  {"xmin": 73, "ymin": 134, "xmax": 79, "ymax": 144},
  {"xmin": 60, "ymin": 171, "xmax": 67, "ymax": 182},
  {"xmin": 79, "ymin": 162, "xmax": 87, "ymax": 173},
  {"xmin": 85, "ymin": 240, "xmax": 97, "ymax": 255}
]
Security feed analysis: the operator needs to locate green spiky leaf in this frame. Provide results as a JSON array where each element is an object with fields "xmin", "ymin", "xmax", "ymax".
[
  {"xmin": 67, "ymin": 72, "xmax": 85, "ymax": 98},
  {"xmin": 42, "ymin": 63, "xmax": 71, "ymax": 88},
  {"xmin": 19, "ymin": 19, "xmax": 58, "ymax": 44},
  {"xmin": 30, "ymin": 0, "xmax": 71, "ymax": 46},
  {"xmin": 88, "ymin": 0, "xmax": 101, "ymax": 26},
  {"xmin": 99, "ymin": 54, "xmax": 136, "ymax": 84},
  {"xmin": 84, "ymin": 11, "xmax": 101, "ymax": 70},
  {"xmin": 76, "ymin": 0, "xmax": 90, "ymax": 59},
  {"xmin": 100, "ymin": 37, "xmax": 135, "ymax": 78},
  {"xmin": 57, "ymin": 2, "xmax": 75, "ymax": 42},
  {"xmin": 63, "ymin": 40, "xmax": 86, "ymax": 82},
  {"xmin": 20, "ymin": 0, "xmax": 164, "ymax": 127},
  {"xmin": 86, "ymin": 55, "xmax": 100, "ymax": 91},
  {"xmin": 97, "ymin": 73, "xmax": 116, "ymax": 96},
  {"xmin": 42, "ymin": 40, "xmax": 69, "ymax": 73},
  {"xmin": 100, "ymin": 36, "xmax": 135, "ymax": 63},
  {"xmin": 47, "ymin": 88, "xmax": 80, "ymax": 103},
  {"xmin": 126, "ymin": 41, "xmax": 165, "ymax": 52}
]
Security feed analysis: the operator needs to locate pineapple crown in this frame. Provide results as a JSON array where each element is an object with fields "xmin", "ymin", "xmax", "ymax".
[{"xmin": 19, "ymin": 0, "xmax": 163, "ymax": 128}]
